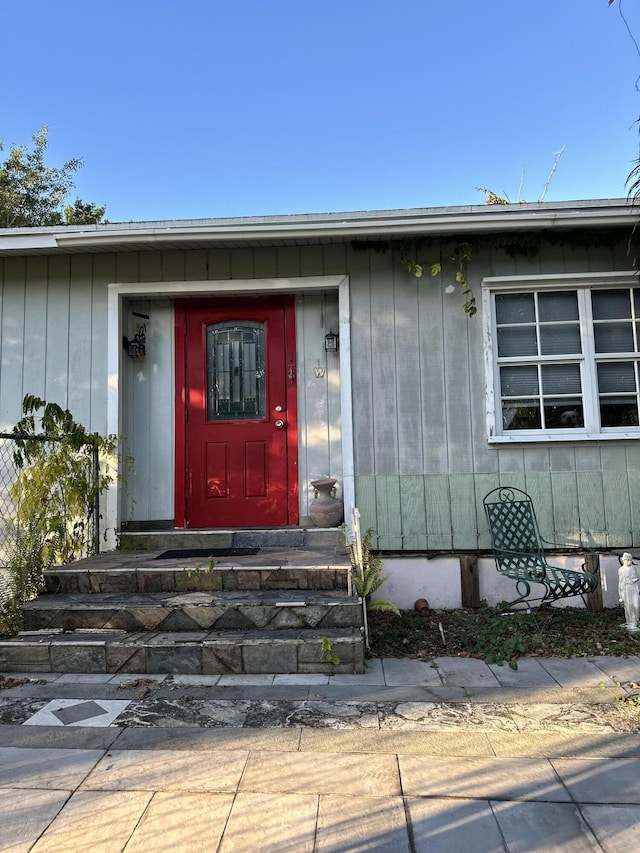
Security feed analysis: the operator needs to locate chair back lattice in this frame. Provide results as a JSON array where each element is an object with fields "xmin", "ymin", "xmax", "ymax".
[{"xmin": 483, "ymin": 487, "xmax": 547, "ymax": 581}]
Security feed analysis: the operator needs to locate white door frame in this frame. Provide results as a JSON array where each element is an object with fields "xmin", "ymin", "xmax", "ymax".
[{"xmin": 105, "ymin": 275, "xmax": 353, "ymax": 545}]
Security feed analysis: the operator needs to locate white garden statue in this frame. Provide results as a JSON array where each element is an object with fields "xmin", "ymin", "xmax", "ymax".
[{"xmin": 618, "ymin": 553, "xmax": 640, "ymax": 633}]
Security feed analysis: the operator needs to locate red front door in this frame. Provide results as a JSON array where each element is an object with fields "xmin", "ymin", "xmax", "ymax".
[{"xmin": 175, "ymin": 298, "xmax": 298, "ymax": 528}]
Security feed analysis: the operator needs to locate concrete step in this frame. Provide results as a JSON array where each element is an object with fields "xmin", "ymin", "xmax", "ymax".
[
  {"xmin": 43, "ymin": 548, "xmax": 352, "ymax": 595},
  {"xmin": 118, "ymin": 527, "xmax": 347, "ymax": 553},
  {"xmin": 22, "ymin": 590, "xmax": 364, "ymax": 633},
  {"xmin": 0, "ymin": 627, "xmax": 365, "ymax": 675}
]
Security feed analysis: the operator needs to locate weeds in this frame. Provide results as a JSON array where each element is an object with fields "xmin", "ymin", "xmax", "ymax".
[
  {"xmin": 369, "ymin": 604, "xmax": 640, "ymax": 668},
  {"xmin": 321, "ymin": 637, "xmax": 340, "ymax": 667},
  {"xmin": 186, "ymin": 557, "xmax": 217, "ymax": 589}
]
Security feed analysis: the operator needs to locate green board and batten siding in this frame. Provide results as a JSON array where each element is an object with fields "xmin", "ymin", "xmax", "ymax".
[
  {"xmin": 0, "ymin": 237, "xmax": 638, "ymax": 551},
  {"xmin": 348, "ymin": 237, "xmax": 640, "ymax": 551}
]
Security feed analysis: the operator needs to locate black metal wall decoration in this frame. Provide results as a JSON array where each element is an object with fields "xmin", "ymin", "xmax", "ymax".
[{"xmin": 123, "ymin": 313, "xmax": 149, "ymax": 360}]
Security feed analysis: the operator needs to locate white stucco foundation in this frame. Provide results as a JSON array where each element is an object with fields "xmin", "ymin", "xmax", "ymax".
[{"xmin": 375, "ymin": 554, "xmax": 620, "ymax": 611}]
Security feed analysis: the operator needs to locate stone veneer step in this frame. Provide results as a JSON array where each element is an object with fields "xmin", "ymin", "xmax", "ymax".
[
  {"xmin": 23, "ymin": 590, "xmax": 364, "ymax": 632},
  {"xmin": 0, "ymin": 628, "xmax": 365, "ymax": 675},
  {"xmin": 44, "ymin": 549, "xmax": 352, "ymax": 595},
  {"xmin": 44, "ymin": 565, "xmax": 351, "ymax": 595},
  {"xmin": 4, "ymin": 543, "xmax": 364, "ymax": 675},
  {"xmin": 118, "ymin": 527, "xmax": 347, "ymax": 552}
]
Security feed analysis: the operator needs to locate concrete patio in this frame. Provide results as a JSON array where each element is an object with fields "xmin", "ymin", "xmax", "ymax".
[{"xmin": 1, "ymin": 654, "xmax": 639, "ymax": 850}]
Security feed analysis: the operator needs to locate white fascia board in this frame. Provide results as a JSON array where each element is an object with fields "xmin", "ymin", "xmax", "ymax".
[
  {"xmin": 0, "ymin": 200, "xmax": 635, "ymax": 254},
  {"xmin": 0, "ymin": 232, "xmax": 59, "ymax": 251},
  {"xmin": 53, "ymin": 201, "xmax": 637, "ymax": 250}
]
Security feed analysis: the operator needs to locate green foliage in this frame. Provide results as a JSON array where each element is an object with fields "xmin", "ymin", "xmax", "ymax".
[
  {"xmin": 0, "ymin": 521, "xmax": 46, "ymax": 636},
  {"xmin": 369, "ymin": 604, "xmax": 639, "ymax": 666},
  {"xmin": 399, "ymin": 252, "xmax": 442, "ymax": 282},
  {"xmin": 0, "ymin": 127, "xmax": 106, "ymax": 227},
  {"xmin": 186, "ymin": 558, "xmax": 217, "ymax": 588},
  {"xmin": 349, "ymin": 528, "xmax": 400, "ymax": 615},
  {"xmin": 63, "ymin": 198, "xmax": 107, "ymax": 225},
  {"xmin": 0, "ymin": 396, "xmax": 121, "ymax": 635},
  {"xmin": 400, "ymin": 243, "xmax": 477, "ymax": 316},
  {"xmin": 11, "ymin": 396, "xmax": 118, "ymax": 562},
  {"xmin": 321, "ymin": 636, "xmax": 340, "ymax": 666},
  {"xmin": 397, "ymin": 228, "xmax": 630, "ymax": 318},
  {"xmin": 477, "ymin": 187, "xmax": 509, "ymax": 205},
  {"xmin": 362, "ymin": 224, "xmax": 632, "ymax": 320},
  {"xmin": 458, "ymin": 606, "xmax": 532, "ymax": 669},
  {"xmin": 449, "ymin": 242, "xmax": 475, "ymax": 317}
]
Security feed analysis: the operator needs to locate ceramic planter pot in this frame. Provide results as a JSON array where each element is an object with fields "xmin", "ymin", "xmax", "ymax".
[{"xmin": 309, "ymin": 478, "xmax": 344, "ymax": 527}]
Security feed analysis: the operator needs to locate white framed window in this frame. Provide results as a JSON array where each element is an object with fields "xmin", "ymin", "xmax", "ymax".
[{"xmin": 483, "ymin": 272, "xmax": 640, "ymax": 442}]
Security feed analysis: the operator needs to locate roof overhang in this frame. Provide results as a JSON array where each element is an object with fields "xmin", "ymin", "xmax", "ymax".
[{"xmin": 0, "ymin": 199, "xmax": 636, "ymax": 256}]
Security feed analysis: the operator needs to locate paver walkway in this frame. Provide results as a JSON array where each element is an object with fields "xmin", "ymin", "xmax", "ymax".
[{"xmin": 1, "ymin": 656, "xmax": 639, "ymax": 851}]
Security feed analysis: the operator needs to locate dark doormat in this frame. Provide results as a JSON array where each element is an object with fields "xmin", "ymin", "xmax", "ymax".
[{"xmin": 155, "ymin": 548, "xmax": 260, "ymax": 560}]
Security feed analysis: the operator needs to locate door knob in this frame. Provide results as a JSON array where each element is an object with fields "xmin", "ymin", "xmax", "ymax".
[{"xmin": 275, "ymin": 420, "xmax": 285, "ymax": 429}]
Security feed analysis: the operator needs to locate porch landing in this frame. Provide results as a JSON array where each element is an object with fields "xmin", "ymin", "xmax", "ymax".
[{"xmin": 0, "ymin": 529, "xmax": 366, "ymax": 676}]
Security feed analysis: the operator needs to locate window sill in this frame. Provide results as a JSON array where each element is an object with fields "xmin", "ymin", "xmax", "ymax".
[{"xmin": 489, "ymin": 432, "xmax": 640, "ymax": 444}]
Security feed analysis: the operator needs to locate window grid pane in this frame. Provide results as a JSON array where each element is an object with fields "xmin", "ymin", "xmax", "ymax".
[
  {"xmin": 502, "ymin": 401, "xmax": 541, "ymax": 431},
  {"xmin": 539, "ymin": 325, "xmax": 581, "ymax": 356},
  {"xmin": 593, "ymin": 288, "xmax": 640, "ymax": 354},
  {"xmin": 600, "ymin": 398, "xmax": 640, "ymax": 427},
  {"xmin": 592, "ymin": 289, "xmax": 632, "ymax": 320},
  {"xmin": 538, "ymin": 290, "xmax": 579, "ymax": 322},
  {"xmin": 597, "ymin": 360, "xmax": 640, "ymax": 427}
]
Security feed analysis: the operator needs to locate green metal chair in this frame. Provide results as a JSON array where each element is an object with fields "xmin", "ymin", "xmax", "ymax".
[{"xmin": 483, "ymin": 486, "xmax": 599, "ymax": 613}]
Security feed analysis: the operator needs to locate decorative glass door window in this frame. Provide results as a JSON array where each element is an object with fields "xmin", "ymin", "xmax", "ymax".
[{"xmin": 206, "ymin": 321, "xmax": 266, "ymax": 420}]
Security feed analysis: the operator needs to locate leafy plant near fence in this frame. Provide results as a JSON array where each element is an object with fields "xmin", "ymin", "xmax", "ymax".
[
  {"xmin": 0, "ymin": 395, "xmax": 121, "ymax": 636},
  {"xmin": 0, "ymin": 520, "xmax": 48, "ymax": 635},
  {"xmin": 10, "ymin": 395, "xmax": 118, "ymax": 564}
]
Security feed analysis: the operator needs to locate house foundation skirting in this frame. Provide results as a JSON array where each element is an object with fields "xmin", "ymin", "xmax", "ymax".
[{"xmin": 376, "ymin": 553, "xmax": 620, "ymax": 611}]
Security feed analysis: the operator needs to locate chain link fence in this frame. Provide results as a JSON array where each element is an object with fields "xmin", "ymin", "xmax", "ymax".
[{"xmin": 0, "ymin": 433, "xmax": 100, "ymax": 587}]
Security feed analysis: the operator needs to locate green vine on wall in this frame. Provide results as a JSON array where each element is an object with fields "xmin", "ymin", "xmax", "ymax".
[
  {"xmin": 353, "ymin": 228, "xmax": 635, "ymax": 318},
  {"xmin": 399, "ymin": 242, "xmax": 476, "ymax": 316}
]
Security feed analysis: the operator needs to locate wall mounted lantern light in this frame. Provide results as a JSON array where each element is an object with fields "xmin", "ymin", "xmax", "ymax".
[{"xmin": 324, "ymin": 329, "xmax": 339, "ymax": 353}]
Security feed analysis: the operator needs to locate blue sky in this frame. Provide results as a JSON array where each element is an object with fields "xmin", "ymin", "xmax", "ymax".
[{"xmin": 2, "ymin": 1, "xmax": 639, "ymax": 223}]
